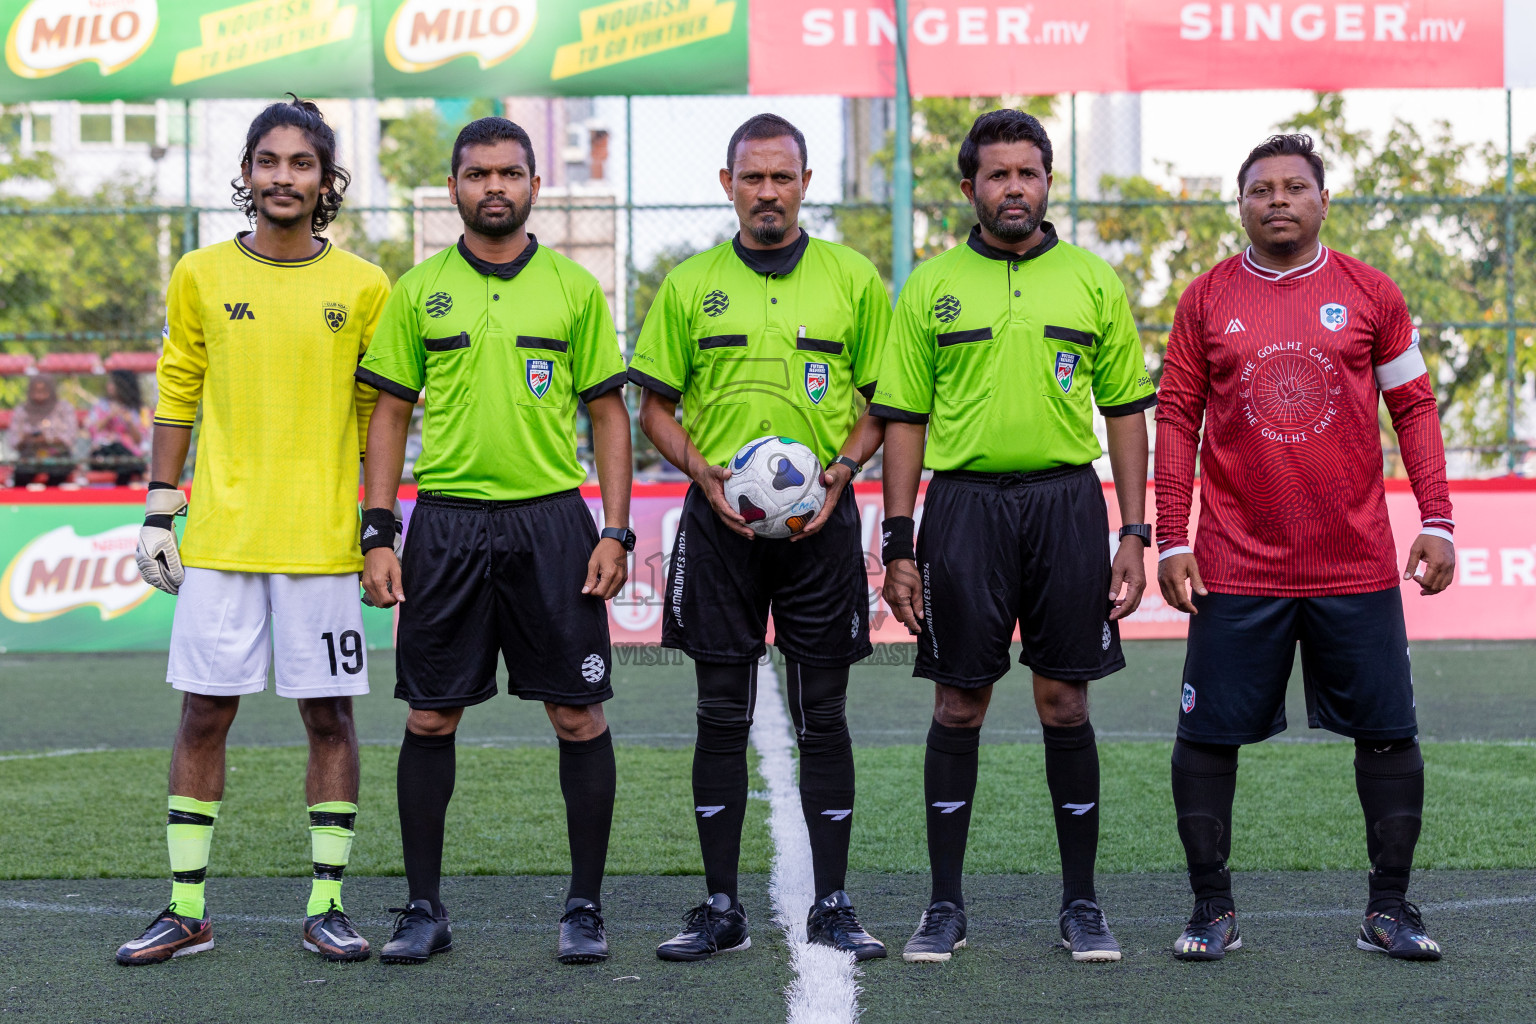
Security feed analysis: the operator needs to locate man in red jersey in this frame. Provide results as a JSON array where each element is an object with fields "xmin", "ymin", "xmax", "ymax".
[{"xmin": 1155, "ymin": 134, "xmax": 1455, "ymax": 964}]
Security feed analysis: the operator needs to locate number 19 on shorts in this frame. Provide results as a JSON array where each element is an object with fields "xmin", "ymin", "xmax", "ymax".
[{"xmin": 322, "ymin": 630, "xmax": 364, "ymax": 676}]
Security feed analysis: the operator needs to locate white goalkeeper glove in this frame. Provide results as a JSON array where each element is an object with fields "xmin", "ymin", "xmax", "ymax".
[{"xmin": 136, "ymin": 486, "xmax": 189, "ymax": 595}]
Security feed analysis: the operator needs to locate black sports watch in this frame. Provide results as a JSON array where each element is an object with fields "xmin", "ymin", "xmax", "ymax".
[
  {"xmin": 1118, "ymin": 523, "xmax": 1152, "ymax": 546},
  {"xmin": 600, "ymin": 526, "xmax": 636, "ymax": 552},
  {"xmin": 832, "ymin": 455, "xmax": 861, "ymax": 476}
]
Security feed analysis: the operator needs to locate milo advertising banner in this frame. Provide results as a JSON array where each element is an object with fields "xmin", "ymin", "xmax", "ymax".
[{"xmin": 0, "ymin": 0, "xmax": 748, "ymax": 99}]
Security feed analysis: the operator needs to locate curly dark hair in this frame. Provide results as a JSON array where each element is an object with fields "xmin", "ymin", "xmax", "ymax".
[
  {"xmin": 1238, "ymin": 133, "xmax": 1325, "ymax": 194},
  {"xmin": 958, "ymin": 109, "xmax": 1053, "ymax": 181},
  {"xmin": 230, "ymin": 94, "xmax": 350, "ymax": 235}
]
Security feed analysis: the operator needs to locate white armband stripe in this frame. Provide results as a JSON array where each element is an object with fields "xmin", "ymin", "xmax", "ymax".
[
  {"xmin": 1158, "ymin": 545, "xmax": 1194, "ymax": 561},
  {"xmin": 1419, "ymin": 527, "xmax": 1454, "ymax": 544},
  {"xmin": 1375, "ymin": 345, "xmax": 1428, "ymax": 391}
]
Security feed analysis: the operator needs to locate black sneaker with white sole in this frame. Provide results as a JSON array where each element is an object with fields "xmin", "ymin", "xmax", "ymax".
[
  {"xmin": 1173, "ymin": 899, "xmax": 1242, "ymax": 961},
  {"xmin": 656, "ymin": 893, "xmax": 751, "ymax": 962},
  {"xmin": 806, "ymin": 890, "xmax": 887, "ymax": 961},
  {"xmin": 379, "ymin": 900, "xmax": 453, "ymax": 964},
  {"xmin": 1358, "ymin": 901, "xmax": 1442, "ymax": 961},
  {"xmin": 901, "ymin": 901, "xmax": 967, "ymax": 963},
  {"xmin": 557, "ymin": 899, "xmax": 609, "ymax": 965},
  {"xmin": 1058, "ymin": 899, "xmax": 1122, "ymax": 962}
]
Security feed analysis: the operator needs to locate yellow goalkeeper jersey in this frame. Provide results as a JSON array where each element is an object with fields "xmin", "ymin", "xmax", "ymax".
[{"xmin": 154, "ymin": 234, "xmax": 390, "ymax": 573}]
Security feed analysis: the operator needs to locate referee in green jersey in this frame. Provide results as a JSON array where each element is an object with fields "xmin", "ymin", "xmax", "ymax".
[
  {"xmin": 355, "ymin": 118, "xmax": 632, "ymax": 967},
  {"xmin": 872, "ymin": 110, "xmax": 1156, "ymax": 964},
  {"xmin": 629, "ymin": 114, "xmax": 891, "ymax": 961}
]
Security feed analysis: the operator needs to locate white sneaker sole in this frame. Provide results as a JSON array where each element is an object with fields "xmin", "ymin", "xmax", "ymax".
[
  {"xmin": 903, "ymin": 938, "xmax": 966, "ymax": 963},
  {"xmin": 172, "ymin": 939, "xmax": 214, "ymax": 959},
  {"xmin": 1064, "ymin": 940, "xmax": 1122, "ymax": 962},
  {"xmin": 718, "ymin": 937, "xmax": 752, "ymax": 954}
]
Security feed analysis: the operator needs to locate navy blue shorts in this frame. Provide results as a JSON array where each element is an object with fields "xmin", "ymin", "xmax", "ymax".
[{"xmin": 1176, "ymin": 587, "xmax": 1417, "ymax": 744}]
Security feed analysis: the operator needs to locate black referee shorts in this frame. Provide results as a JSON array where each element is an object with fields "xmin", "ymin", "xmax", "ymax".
[
  {"xmin": 661, "ymin": 483, "xmax": 872, "ymax": 667},
  {"xmin": 914, "ymin": 465, "xmax": 1123, "ymax": 688},
  {"xmin": 1176, "ymin": 587, "xmax": 1417, "ymax": 744},
  {"xmin": 395, "ymin": 490, "xmax": 613, "ymax": 710}
]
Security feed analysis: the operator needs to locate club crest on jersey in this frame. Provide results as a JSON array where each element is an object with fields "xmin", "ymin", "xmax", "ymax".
[
  {"xmin": 702, "ymin": 290, "xmax": 729, "ymax": 317},
  {"xmin": 804, "ymin": 362, "xmax": 829, "ymax": 404},
  {"xmin": 525, "ymin": 359, "xmax": 552, "ymax": 399},
  {"xmin": 1055, "ymin": 351, "xmax": 1081, "ymax": 394},
  {"xmin": 1182, "ymin": 682, "xmax": 1197, "ymax": 714},
  {"xmin": 322, "ymin": 302, "xmax": 348, "ymax": 333},
  {"xmin": 1320, "ymin": 302, "xmax": 1348, "ymax": 332}
]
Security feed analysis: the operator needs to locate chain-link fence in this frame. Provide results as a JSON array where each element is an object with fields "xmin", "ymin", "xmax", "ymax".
[{"xmin": 2, "ymin": 91, "xmax": 1532, "ymax": 486}]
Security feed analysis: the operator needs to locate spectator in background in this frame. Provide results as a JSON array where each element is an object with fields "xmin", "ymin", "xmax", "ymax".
[
  {"xmin": 8, "ymin": 374, "xmax": 77, "ymax": 486},
  {"xmin": 86, "ymin": 370, "xmax": 149, "ymax": 485}
]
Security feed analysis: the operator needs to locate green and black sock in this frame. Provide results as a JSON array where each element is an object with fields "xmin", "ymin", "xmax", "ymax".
[
  {"xmin": 166, "ymin": 795, "xmax": 220, "ymax": 920},
  {"xmin": 307, "ymin": 801, "xmax": 357, "ymax": 916}
]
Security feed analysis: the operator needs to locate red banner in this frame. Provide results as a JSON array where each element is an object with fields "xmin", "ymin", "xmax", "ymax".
[
  {"xmin": 748, "ymin": 0, "xmax": 1503, "ymax": 96},
  {"xmin": 1125, "ymin": 0, "xmax": 1505, "ymax": 91},
  {"xmin": 570, "ymin": 479, "xmax": 1536, "ymax": 645},
  {"xmin": 750, "ymin": 0, "xmax": 1127, "ymax": 97}
]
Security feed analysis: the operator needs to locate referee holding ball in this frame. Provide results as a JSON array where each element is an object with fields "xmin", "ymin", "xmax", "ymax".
[
  {"xmin": 355, "ymin": 118, "xmax": 632, "ymax": 967},
  {"xmin": 874, "ymin": 110, "xmax": 1156, "ymax": 964},
  {"xmin": 630, "ymin": 113, "xmax": 891, "ymax": 962}
]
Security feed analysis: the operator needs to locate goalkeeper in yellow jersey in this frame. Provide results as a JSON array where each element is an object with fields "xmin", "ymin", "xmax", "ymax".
[{"xmin": 115, "ymin": 96, "xmax": 390, "ymax": 966}]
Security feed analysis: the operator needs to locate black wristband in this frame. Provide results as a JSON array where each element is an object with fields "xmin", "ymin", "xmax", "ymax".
[
  {"xmin": 360, "ymin": 506, "xmax": 397, "ymax": 553},
  {"xmin": 881, "ymin": 516, "xmax": 916, "ymax": 565},
  {"xmin": 148, "ymin": 480, "xmax": 178, "ymax": 491}
]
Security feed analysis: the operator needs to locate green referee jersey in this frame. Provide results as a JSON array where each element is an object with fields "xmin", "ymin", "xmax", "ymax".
[
  {"xmin": 871, "ymin": 223, "xmax": 1155, "ymax": 472},
  {"xmin": 356, "ymin": 237, "xmax": 626, "ymax": 500},
  {"xmin": 628, "ymin": 232, "xmax": 891, "ymax": 468}
]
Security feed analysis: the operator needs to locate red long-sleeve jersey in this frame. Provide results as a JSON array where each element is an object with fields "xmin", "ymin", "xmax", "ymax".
[{"xmin": 1155, "ymin": 246, "xmax": 1453, "ymax": 597}]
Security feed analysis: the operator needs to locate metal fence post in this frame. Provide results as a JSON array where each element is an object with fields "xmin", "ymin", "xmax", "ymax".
[
  {"xmin": 891, "ymin": 0, "xmax": 913, "ymax": 292},
  {"xmin": 1069, "ymin": 92, "xmax": 1078, "ymax": 246},
  {"xmin": 1506, "ymin": 89, "xmax": 1519, "ymax": 474},
  {"xmin": 625, "ymin": 95, "xmax": 641, "ymax": 466},
  {"xmin": 181, "ymin": 99, "xmax": 195, "ymax": 255}
]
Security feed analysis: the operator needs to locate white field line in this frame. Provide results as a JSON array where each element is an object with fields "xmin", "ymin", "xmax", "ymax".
[{"xmin": 750, "ymin": 659, "xmax": 862, "ymax": 1024}]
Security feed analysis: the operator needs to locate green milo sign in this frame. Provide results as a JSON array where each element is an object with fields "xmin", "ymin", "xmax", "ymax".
[{"xmin": 0, "ymin": 502, "xmax": 392, "ymax": 652}]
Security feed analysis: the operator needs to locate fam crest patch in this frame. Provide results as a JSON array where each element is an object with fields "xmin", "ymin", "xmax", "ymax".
[
  {"xmin": 322, "ymin": 302, "xmax": 348, "ymax": 333},
  {"xmin": 1320, "ymin": 302, "xmax": 1348, "ymax": 332},
  {"xmin": 1055, "ymin": 351, "xmax": 1081, "ymax": 394},
  {"xmin": 804, "ymin": 362, "xmax": 829, "ymax": 404},
  {"xmin": 1181, "ymin": 682, "xmax": 1197, "ymax": 714},
  {"xmin": 526, "ymin": 358, "xmax": 552, "ymax": 399},
  {"xmin": 933, "ymin": 294, "xmax": 961, "ymax": 323},
  {"xmin": 426, "ymin": 292, "xmax": 453, "ymax": 318},
  {"xmin": 703, "ymin": 290, "xmax": 730, "ymax": 317}
]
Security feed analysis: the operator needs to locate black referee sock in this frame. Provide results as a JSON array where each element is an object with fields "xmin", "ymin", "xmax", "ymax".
[
  {"xmin": 397, "ymin": 728, "xmax": 457, "ymax": 916},
  {"xmin": 1042, "ymin": 720, "xmax": 1100, "ymax": 908},
  {"xmin": 692, "ymin": 661, "xmax": 757, "ymax": 904},
  {"xmin": 925, "ymin": 720, "xmax": 981, "ymax": 909},
  {"xmin": 1355, "ymin": 737, "xmax": 1425, "ymax": 914},
  {"xmin": 784, "ymin": 660, "xmax": 855, "ymax": 901},
  {"xmin": 559, "ymin": 727, "xmax": 616, "ymax": 908},
  {"xmin": 1171, "ymin": 738, "xmax": 1240, "ymax": 909}
]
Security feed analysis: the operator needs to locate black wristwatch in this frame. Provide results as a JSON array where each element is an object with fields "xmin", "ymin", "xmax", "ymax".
[
  {"xmin": 832, "ymin": 455, "xmax": 861, "ymax": 476},
  {"xmin": 1118, "ymin": 523, "xmax": 1152, "ymax": 546},
  {"xmin": 600, "ymin": 526, "xmax": 636, "ymax": 552}
]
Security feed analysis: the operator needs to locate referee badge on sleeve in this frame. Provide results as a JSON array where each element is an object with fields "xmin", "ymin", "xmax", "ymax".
[
  {"xmin": 1055, "ymin": 351, "xmax": 1081, "ymax": 394},
  {"xmin": 526, "ymin": 359, "xmax": 552, "ymax": 399}
]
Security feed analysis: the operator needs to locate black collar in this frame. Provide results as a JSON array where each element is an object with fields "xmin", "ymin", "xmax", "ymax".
[
  {"xmin": 456, "ymin": 234, "xmax": 539, "ymax": 279},
  {"xmin": 732, "ymin": 229, "xmax": 810, "ymax": 276},
  {"xmin": 965, "ymin": 221, "xmax": 1058, "ymax": 263}
]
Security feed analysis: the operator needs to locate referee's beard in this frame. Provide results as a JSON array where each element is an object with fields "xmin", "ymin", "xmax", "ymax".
[
  {"xmin": 975, "ymin": 196, "xmax": 1045, "ymax": 245},
  {"xmin": 459, "ymin": 194, "xmax": 532, "ymax": 238}
]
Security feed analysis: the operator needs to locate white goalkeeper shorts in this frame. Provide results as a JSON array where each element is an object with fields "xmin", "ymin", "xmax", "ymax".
[{"xmin": 167, "ymin": 568, "xmax": 370, "ymax": 699}]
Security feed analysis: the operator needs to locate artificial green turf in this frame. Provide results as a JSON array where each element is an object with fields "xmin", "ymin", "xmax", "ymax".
[
  {"xmin": 6, "ymin": 741, "xmax": 1530, "ymax": 881},
  {"xmin": 0, "ymin": 746, "xmax": 771, "ymax": 880},
  {"xmin": 6, "ymin": 640, "xmax": 1536, "ymax": 753},
  {"xmin": 6, "ymin": 872, "xmax": 1535, "ymax": 1024}
]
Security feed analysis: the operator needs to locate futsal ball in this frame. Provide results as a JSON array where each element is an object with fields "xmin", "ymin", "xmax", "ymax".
[{"xmin": 722, "ymin": 436, "xmax": 826, "ymax": 539}]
